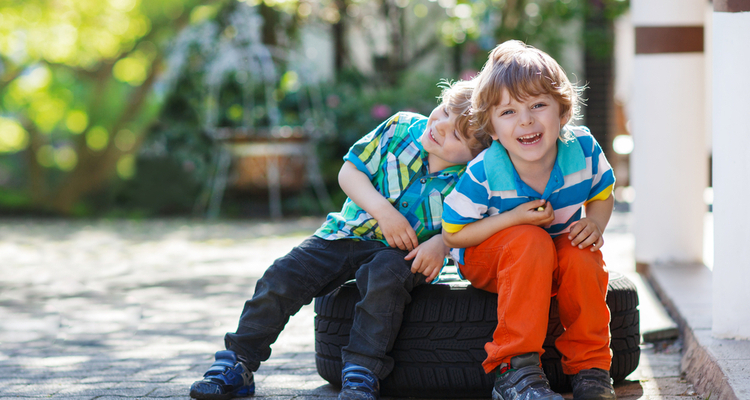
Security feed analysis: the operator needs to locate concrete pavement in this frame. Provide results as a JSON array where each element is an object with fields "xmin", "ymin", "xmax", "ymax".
[{"xmin": 0, "ymin": 213, "xmax": 704, "ymax": 399}]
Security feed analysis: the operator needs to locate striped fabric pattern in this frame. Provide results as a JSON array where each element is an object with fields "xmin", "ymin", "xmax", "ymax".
[
  {"xmin": 442, "ymin": 126, "xmax": 615, "ymax": 264},
  {"xmin": 315, "ymin": 112, "xmax": 466, "ymax": 245}
]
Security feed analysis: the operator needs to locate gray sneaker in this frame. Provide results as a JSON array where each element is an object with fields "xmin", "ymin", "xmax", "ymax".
[
  {"xmin": 492, "ymin": 353, "xmax": 563, "ymax": 400},
  {"xmin": 570, "ymin": 368, "xmax": 616, "ymax": 400}
]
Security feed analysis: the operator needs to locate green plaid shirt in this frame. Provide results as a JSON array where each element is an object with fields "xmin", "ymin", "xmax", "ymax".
[{"xmin": 314, "ymin": 112, "xmax": 466, "ymax": 244}]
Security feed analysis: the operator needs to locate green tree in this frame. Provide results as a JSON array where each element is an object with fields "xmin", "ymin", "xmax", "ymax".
[{"xmin": 0, "ymin": 0, "xmax": 229, "ymax": 214}]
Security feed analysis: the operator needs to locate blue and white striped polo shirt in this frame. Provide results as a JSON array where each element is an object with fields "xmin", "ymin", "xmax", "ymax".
[{"xmin": 442, "ymin": 126, "xmax": 615, "ymax": 265}]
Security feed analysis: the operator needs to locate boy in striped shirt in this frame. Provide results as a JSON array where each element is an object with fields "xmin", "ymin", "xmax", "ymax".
[
  {"xmin": 442, "ymin": 40, "xmax": 617, "ymax": 400},
  {"xmin": 190, "ymin": 79, "xmax": 486, "ymax": 400}
]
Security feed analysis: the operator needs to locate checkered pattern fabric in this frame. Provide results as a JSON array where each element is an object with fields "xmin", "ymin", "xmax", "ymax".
[{"xmin": 315, "ymin": 112, "xmax": 465, "ymax": 245}]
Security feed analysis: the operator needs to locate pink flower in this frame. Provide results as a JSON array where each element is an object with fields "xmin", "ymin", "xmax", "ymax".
[
  {"xmin": 183, "ymin": 160, "xmax": 196, "ymax": 172},
  {"xmin": 460, "ymin": 69, "xmax": 479, "ymax": 81},
  {"xmin": 326, "ymin": 94, "xmax": 341, "ymax": 109},
  {"xmin": 371, "ymin": 104, "xmax": 392, "ymax": 120}
]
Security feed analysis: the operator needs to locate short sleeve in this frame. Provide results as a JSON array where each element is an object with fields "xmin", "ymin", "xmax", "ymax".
[
  {"xmin": 442, "ymin": 160, "xmax": 490, "ymax": 233},
  {"xmin": 343, "ymin": 114, "xmax": 400, "ymax": 179},
  {"xmin": 584, "ymin": 134, "xmax": 616, "ymax": 203}
]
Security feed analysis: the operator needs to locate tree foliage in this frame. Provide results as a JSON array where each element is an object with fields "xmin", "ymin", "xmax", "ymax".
[{"xmin": 0, "ymin": 0, "xmax": 227, "ymax": 214}]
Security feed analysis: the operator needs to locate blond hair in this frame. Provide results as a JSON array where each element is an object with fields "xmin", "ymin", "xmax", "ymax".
[
  {"xmin": 471, "ymin": 40, "xmax": 582, "ymax": 148},
  {"xmin": 438, "ymin": 79, "xmax": 485, "ymax": 156}
]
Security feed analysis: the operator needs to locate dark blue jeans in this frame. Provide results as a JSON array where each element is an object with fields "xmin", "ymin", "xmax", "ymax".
[{"xmin": 224, "ymin": 236, "xmax": 426, "ymax": 380}]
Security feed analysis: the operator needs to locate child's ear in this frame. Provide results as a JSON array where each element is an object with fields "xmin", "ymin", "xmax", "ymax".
[{"xmin": 560, "ymin": 110, "xmax": 571, "ymax": 127}]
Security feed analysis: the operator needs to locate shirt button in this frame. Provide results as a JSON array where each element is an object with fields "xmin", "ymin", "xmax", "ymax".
[
  {"xmin": 401, "ymin": 201, "xmax": 409, "ymax": 207},
  {"xmin": 420, "ymin": 178, "xmax": 427, "ymax": 183}
]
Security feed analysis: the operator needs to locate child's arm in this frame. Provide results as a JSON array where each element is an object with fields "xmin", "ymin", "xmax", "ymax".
[
  {"xmin": 338, "ymin": 161, "xmax": 419, "ymax": 251},
  {"xmin": 568, "ymin": 194, "xmax": 615, "ymax": 251},
  {"xmin": 443, "ymin": 199, "xmax": 554, "ymax": 248}
]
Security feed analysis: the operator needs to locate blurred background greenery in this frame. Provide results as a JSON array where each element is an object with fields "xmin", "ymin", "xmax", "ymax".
[{"xmin": 0, "ymin": 0, "xmax": 628, "ymax": 219}]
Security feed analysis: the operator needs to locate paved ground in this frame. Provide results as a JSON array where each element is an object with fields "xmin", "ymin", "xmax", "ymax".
[{"xmin": 0, "ymin": 213, "xmax": 703, "ymax": 399}]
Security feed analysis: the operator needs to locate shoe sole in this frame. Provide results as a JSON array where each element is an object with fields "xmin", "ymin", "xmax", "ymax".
[
  {"xmin": 189, "ymin": 386, "xmax": 254, "ymax": 400},
  {"xmin": 492, "ymin": 387, "xmax": 564, "ymax": 400}
]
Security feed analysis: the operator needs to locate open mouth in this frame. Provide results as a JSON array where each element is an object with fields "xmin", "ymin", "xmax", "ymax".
[
  {"xmin": 429, "ymin": 129, "xmax": 439, "ymax": 145},
  {"xmin": 517, "ymin": 133, "xmax": 542, "ymax": 145}
]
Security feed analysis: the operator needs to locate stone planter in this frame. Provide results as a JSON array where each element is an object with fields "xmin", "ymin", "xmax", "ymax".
[
  {"xmin": 216, "ymin": 126, "xmax": 311, "ymax": 191},
  {"xmin": 211, "ymin": 126, "xmax": 331, "ymax": 218}
]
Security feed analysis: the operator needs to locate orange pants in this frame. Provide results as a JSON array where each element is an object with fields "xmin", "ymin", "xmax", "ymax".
[{"xmin": 459, "ymin": 225, "xmax": 612, "ymax": 375}]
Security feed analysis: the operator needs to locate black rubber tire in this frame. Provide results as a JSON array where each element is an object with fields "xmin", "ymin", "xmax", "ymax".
[{"xmin": 314, "ymin": 271, "xmax": 639, "ymax": 398}]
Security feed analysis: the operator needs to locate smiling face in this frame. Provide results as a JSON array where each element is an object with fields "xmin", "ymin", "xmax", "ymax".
[
  {"xmin": 489, "ymin": 89, "xmax": 569, "ymax": 171},
  {"xmin": 421, "ymin": 104, "xmax": 476, "ymax": 173},
  {"xmin": 470, "ymin": 41, "xmax": 581, "ymax": 158}
]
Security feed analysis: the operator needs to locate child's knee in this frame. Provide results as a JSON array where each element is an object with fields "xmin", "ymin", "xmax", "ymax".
[
  {"xmin": 510, "ymin": 225, "xmax": 556, "ymax": 258},
  {"xmin": 562, "ymin": 246, "xmax": 603, "ymax": 268},
  {"xmin": 559, "ymin": 248, "xmax": 607, "ymax": 284},
  {"xmin": 507, "ymin": 224, "xmax": 547, "ymax": 237},
  {"xmin": 488, "ymin": 225, "xmax": 554, "ymax": 249},
  {"xmin": 492, "ymin": 225, "xmax": 556, "ymax": 272},
  {"xmin": 356, "ymin": 249, "xmax": 412, "ymax": 283}
]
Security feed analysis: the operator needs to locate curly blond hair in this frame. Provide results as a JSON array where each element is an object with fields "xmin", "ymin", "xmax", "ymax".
[
  {"xmin": 471, "ymin": 40, "xmax": 583, "ymax": 148},
  {"xmin": 438, "ymin": 79, "xmax": 486, "ymax": 156}
]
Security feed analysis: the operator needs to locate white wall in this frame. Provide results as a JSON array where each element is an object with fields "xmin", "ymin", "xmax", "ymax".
[
  {"xmin": 703, "ymin": 3, "xmax": 713, "ymax": 154},
  {"xmin": 613, "ymin": 12, "xmax": 634, "ymax": 115},
  {"xmin": 711, "ymin": 10, "xmax": 750, "ymax": 340},
  {"xmin": 630, "ymin": 0, "xmax": 707, "ymax": 265},
  {"xmin": 631, "ymin": 0, "xmax": 705, "ymax": 25},
  {"xmin": 631, "ymin": 54, "xmax": 706, "ymax": 263}
]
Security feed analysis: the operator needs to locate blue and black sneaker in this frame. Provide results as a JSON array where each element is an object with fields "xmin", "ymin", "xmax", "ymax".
[
  {"xmin": 492, "ymin": 353, "xmax": 563, "ymax": 400},
  {"xmin": 190, "ymin": 350, "xmax": 255, "ymax": 400},
  {"xmin": 570, "ymin": 368, "xmax": 616, "ymax": 400},
  {"xmin": 338, "ymin": 362, "xmax": 380, "ymax": 400}
]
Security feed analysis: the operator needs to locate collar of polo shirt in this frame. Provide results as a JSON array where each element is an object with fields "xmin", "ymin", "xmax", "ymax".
[{"xmin": 484, "ymin": 133, "xmax": 586, "ymax": 192}]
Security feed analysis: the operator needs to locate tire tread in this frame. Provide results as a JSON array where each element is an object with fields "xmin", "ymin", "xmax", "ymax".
[{"xmin": 315, "ymin": 272, "xmax": 640, "ymax": 397}]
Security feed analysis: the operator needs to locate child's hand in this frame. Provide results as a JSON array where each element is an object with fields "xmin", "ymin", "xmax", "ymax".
[
  {"xmin": 378, "ymin": 207, "xmax": 419, "ymax": 251},
  {"xmin": 405, "ymin": 235, "xmax": 447, "ymax": 283},
  {"xmin": 568, "ymin": 218, "xmax": 604, "ymax": 251},
  {"xmin": 509, "ymin": 199, "xmax": 555, "ymax": 227}
]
